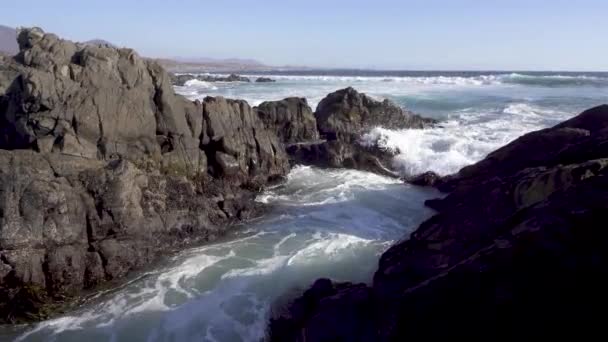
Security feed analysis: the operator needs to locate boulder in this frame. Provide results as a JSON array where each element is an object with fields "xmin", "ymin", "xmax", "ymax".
[
  {"xmin": 171, "ymin": 73, "xmax": 196, "ymax": 86},
  {"xmin": 256, "ymin": 97, "xmax": 319, "ymax": 144},
  {"xmin": 287, "ymin": 87, "xmax": 435, "ymax": 176},
  {"xmin": 269, "ymin": 105, "xmax": 608, "ymax": 341},
  {"xmin": 315, "ymin": 87, "xmax": 433, "ymax": 142}
]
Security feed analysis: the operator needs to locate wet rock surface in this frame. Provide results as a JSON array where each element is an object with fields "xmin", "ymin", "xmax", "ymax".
[
  {"xmin": 0, "ymin": 28, "xmax": 288, "ymax": 323},
  {"xmin": 260, "ymin": 87, "xmax": 435, "ymax": 176},
  {"xmin": 270, "ymin": 105, "xmax": 608, "ymax": 341}
]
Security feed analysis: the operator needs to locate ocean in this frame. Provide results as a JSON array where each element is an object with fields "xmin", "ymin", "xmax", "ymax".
[{"xmin": 5, "ymin": 71, "xmax": 607, "ymax": 341}]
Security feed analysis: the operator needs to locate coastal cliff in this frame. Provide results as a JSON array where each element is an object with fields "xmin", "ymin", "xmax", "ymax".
[
  {"xmin": 269, "ymin": 104, "xmax": 608, "ymax": 341},
  {"xmin": 0, "ymin": 28, "xmax": 430, "ymax": 323},
  {"xmin": 0, "ymin": 28, "xmax": 289, "ymax": 322}
]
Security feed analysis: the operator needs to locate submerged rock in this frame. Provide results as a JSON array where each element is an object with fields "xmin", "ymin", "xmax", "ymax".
[
  {"xmin": 269, "ymin": 104, "xmax": 608, "ymax": 341},
  {"xmin": 405, "ymin": 171, "xmax": 441, "ymax": 186},
  {"xmin": 0, "ymin": 27, "xmax": 288, "ymax": 323},
  {"xmin": 256, "ymin": 77, "xmax": 276, "ymax": 83},
  {"xmin": 170, "ymin": 73, "xmax": 251, "ymax": 86}
]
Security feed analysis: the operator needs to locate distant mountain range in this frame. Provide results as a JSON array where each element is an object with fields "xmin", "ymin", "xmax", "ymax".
[{"xmin": 0, "ymin": 24, "xmax": 291, "ymax": 72}]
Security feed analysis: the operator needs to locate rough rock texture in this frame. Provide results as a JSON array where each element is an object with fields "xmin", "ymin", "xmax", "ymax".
[
  {"xmin": 404, "ymin": 170, "xmax": 441, "ymax": 186},
  {"xmin": 0, "ymin": 28, "xmax": 289, "ymax": 323},
  {"xmin": 256, "ymin": 97, "xmax": 319, "ymax": 144},
  {"xmin": 202, "ymin": 96, "xmax": 289, "ymax": 186},
  {"xmin": 269, "ymin": 104, "xmax": 608, "ymax": 341},
  {"xmin": 171, "ymin": 73, "xmax": 250, "ymax": 86},
  {"xmin": 256, "ymin": 77, "xmax": 276, "ymax": 83},
  {"xmin": 288, "ymin": 87, "xmax": 435, "ymax": 176}
]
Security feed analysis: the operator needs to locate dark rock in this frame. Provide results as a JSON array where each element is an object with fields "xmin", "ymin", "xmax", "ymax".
[
  {"xmin": 256, "ymin": 77, "xmax": 276, "ymax": 83},
  {"xmin": 0, "ymin": 28, "xmax": 289, "ymax": 323},
  {"xmin": 171, "ymin": 73, "xmax": 196, "ymax": 86},
  {"xmin": 287, "ymin": 87, "xmax": 435, "ymax": 176},
  {"xmin": 256, "ymin": 97, "xmax": 319, "ymax": 144},
  {"xmin": 220, "ymin": 73, "xmax": 250, "ymax": 82},
  {"xmin": 170, "ymin": 73, "xmax": 251, "ymax": 86},
  {"xmin": 270, "ymin": 279, "xmax": 374, "ymax": 342},
  {"xmin": 286, "ymin": 140, "xmax": 399, "ymax": 178},
  {"xmin": 269, "ymin": 105, "xmax": 608, "ymax": 341},
  {"xmin": 405, "ymin": 171, "xmax": 441, "ymax": 186},
  {"xmin": 201, "ymin": 96, "xmax": 289, "ymax": 185},
  {"xmin": 315, "ymin": 87, "xmax": 434, "ymax": 142}
]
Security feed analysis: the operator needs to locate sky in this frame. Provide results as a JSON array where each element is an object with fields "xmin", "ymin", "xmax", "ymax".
[{"xmin": 1, "ymin": 0, "xmax": 607, "ymax": 71}]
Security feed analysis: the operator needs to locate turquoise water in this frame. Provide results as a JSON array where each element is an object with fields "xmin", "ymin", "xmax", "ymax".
[{"xmin": 3, "ymin": 71, "xmax": 607, "ymax": 341}]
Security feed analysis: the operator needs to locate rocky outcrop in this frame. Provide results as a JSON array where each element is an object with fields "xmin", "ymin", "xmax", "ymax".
[
  {"xmin": 287, "ymin": 87, "xmax": 435, "ymax": 176},
  {"xmin": 171, "ymin": 73, "xmax": 251, "ymax": 86},
  {"xmin": 269, "ymin": 104, "xmax": 608, "ymax": 341},
  {"xmin": 202, "ymin": 96, "xmax": 289, "ymax": 186},
  {"xmin": 256, "ymin": 77, "xmax": 276, "ymax": 83},
  {"xmin": 256, "ymin": 97, "xmax": 319, "ymax": 144},
  {"xmin": 0, "ymin": 28, "xmax": 289, "ymax": 323}
]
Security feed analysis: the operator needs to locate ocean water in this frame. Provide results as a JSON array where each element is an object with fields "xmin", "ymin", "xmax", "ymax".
[{"xmin": 4, "ymin": 71, "xmax": 607, "ymax": 341}]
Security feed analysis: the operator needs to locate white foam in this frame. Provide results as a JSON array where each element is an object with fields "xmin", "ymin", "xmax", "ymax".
[
  {"xmin": 182, "ymin": 79, "xmax": 218, "ymax": 90},
  {"xmin": 362, "ymin": 102, "xmax": 572, "ymax": 176}
]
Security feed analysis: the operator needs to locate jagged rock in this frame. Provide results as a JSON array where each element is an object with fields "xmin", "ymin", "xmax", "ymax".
[
  {"xmin": 201, "ymin": 96, "xmax": 289, "ymax": 186},
  {"xmin": 0, "ymin": 28, "xmax": 290, "ymax": 323},
  {"xmin": 256, "ymin": 97, "xmax": 319, "ymax": 144},
  {"xmin": 171, "ymin": 73, "xmax": 196, "ymax": 86},
  {"xmin": 256, "ymin": 77, "xmax": 276, "ymax": 83},
  {"xmin": 287, "ymin": 87, "xmax": 435, "ymax": 176},
  {"xmin": 0, "ymin": 27, "xmax": 204, "ymax": 173},
  {"xmin": 270, "ymin": 105, "xmax": 608, "ymax": 341},
  {"xmin": 315, "ymin": 87, "xmax": 434, "ymax": 142}
]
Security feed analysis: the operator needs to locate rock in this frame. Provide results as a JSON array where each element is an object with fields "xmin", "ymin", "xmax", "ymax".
[
  {"xmin": 269, "ymin": 105, "xmax": 608, "ymax": 341},
  {"xmin": 171, "ymin": 73, "xmax": 196, "ymax": 86},
  {"xmin": 405, "ymin": 171, "xmax": 441, "ymax": 186},
  {"xmin": 0, "ymin": 28, "xmax": 290, "ymax": 323},
  {"xmin": 315, "ymin": 87, "xmax": 434, "ymax": 142},
  {"xmin": 256, "ymin": 97, "xmax": 319, "ymax": 144},
  {"xmin": 0, "ymin": 27, "xmax": 205, "ymax": 173},
  {"xmin": 286, "ymin": 87, "xmax": 435, "ymax": 176},
  {"xmin": 256, "ymin": 77, "xmax": 276, "ymax": 83},
  {"xmin": 170, "ymin": 73, "xmax": 251, "ymax": 86},
  {"xmin": 221, "ymin": 73, "xmax": 250, "ymax": 82},
  {"xmin": 439, "ymin": 105, "xmax": 608, "ymax": 192},
  {"xmin": 201, "ymin": 96, "xmax": 289, "ymax": 186}
]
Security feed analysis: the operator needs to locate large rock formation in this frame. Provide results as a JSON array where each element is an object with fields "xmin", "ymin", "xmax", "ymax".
[
  {"xmin": 286, "ymin": 87, "xmax": 435, "ymax": 176},
  {"xmin": 269, "ymin": 105, "xmax": 608, "ymax": 341},
  {"xmin": 0, "ymin": 28, "xmax": 288, "ymax": 323},
  {"xmin": 256, "ymin": 97, "xmax": 319, "ymax": 144}
]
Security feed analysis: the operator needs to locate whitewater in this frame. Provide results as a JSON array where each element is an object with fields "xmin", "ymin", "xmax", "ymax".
[{"xmin": 3, "ymin": 71, "xmax": 607, "ymax": 341}]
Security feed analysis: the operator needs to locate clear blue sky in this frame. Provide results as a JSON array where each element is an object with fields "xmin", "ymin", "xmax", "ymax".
[{"xmin": 2, "ymin": 0, "xmax": 607, "ymax": 71}]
